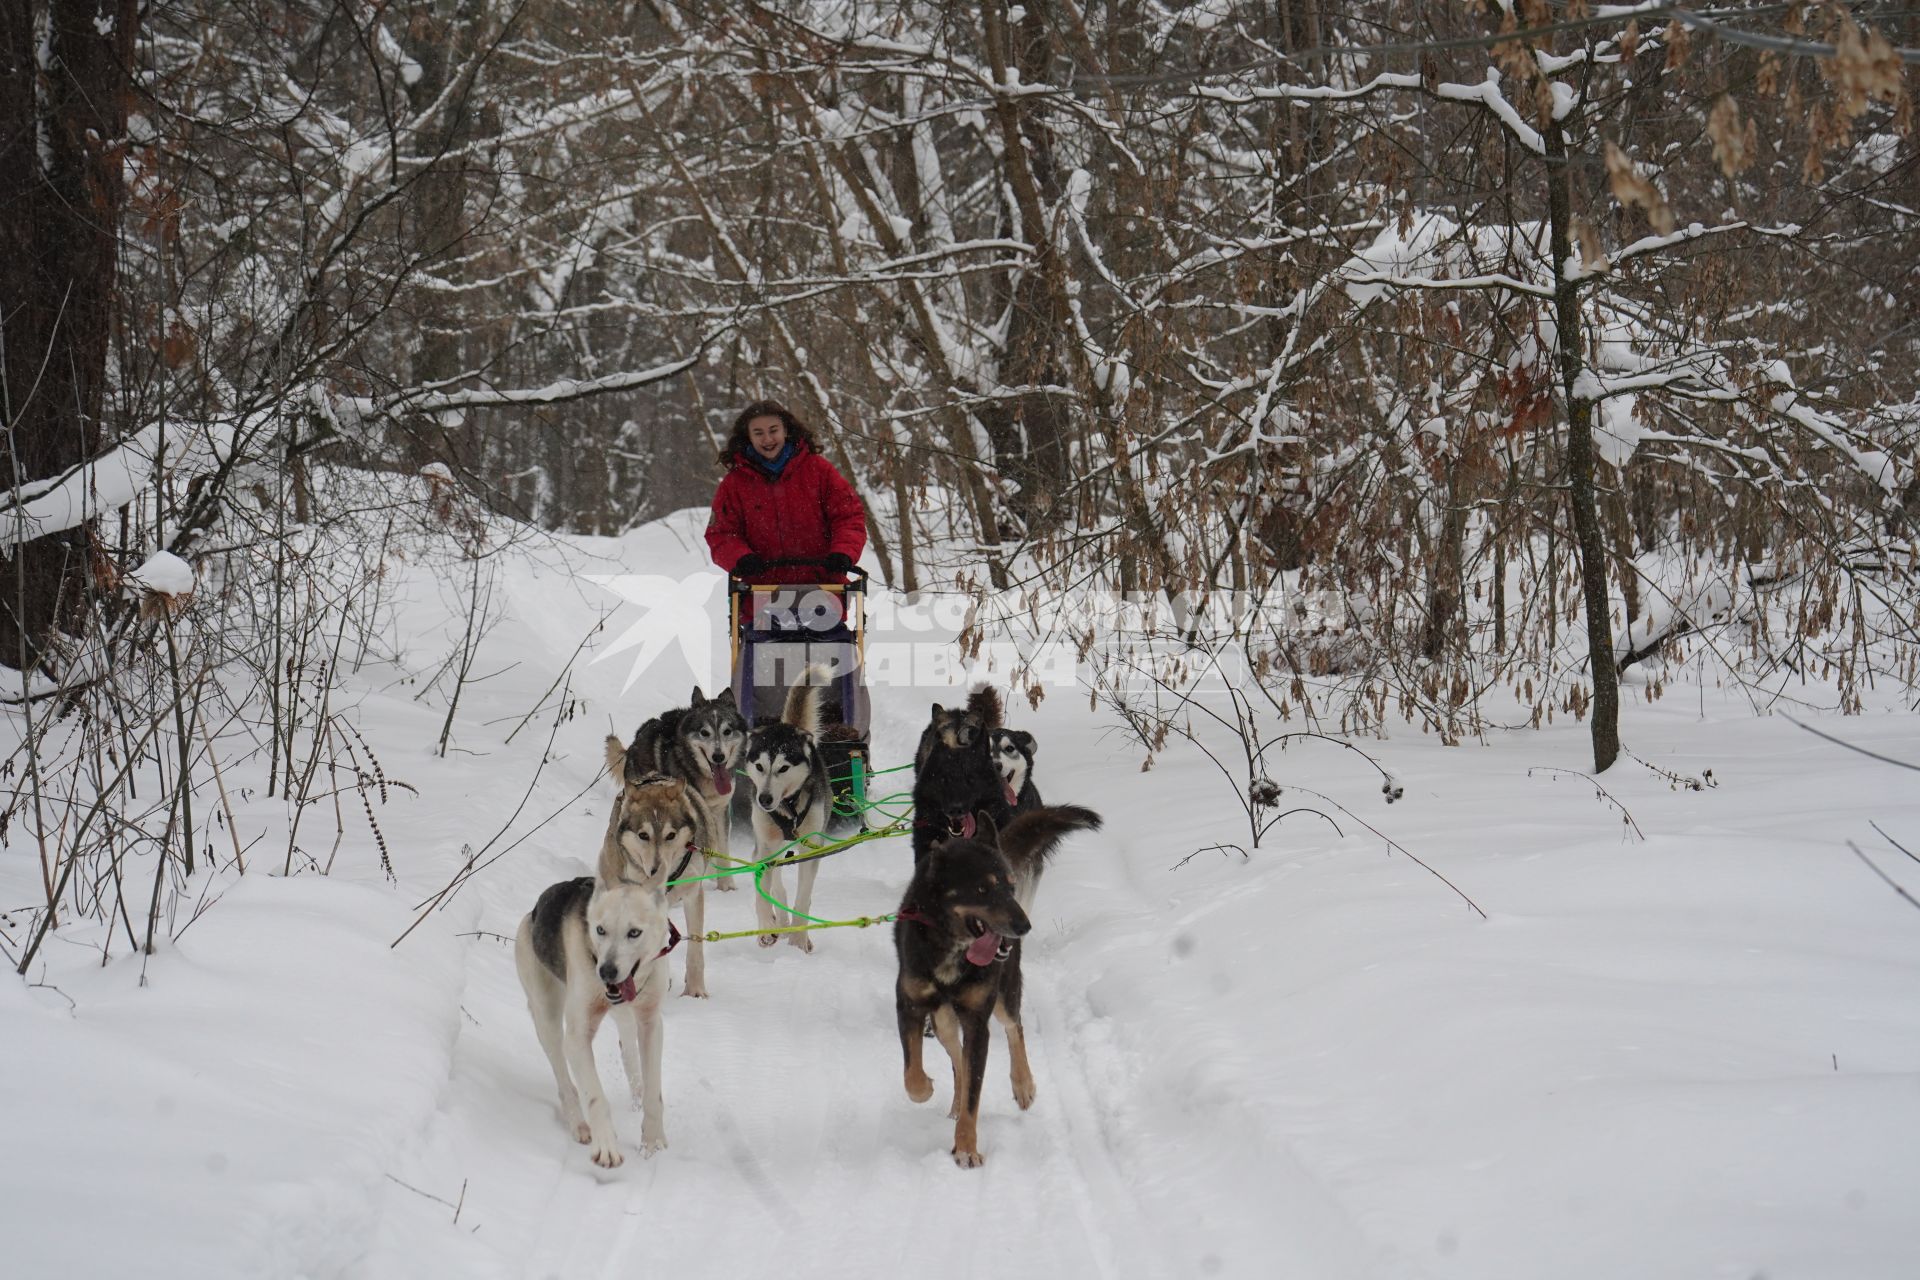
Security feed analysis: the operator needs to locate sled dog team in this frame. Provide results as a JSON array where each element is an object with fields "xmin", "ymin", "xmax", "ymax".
[{"xmin": 514, "ymin": 680, "xmax": 1100, "ymax": 1170}]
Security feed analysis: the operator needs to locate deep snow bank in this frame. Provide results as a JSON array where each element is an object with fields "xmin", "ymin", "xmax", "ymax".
[{"xmin": 2, "ymin": 875, "xmax": 465, "ymax": 1279}]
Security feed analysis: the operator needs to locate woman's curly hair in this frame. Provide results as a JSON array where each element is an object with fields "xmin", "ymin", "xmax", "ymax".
[{"xmin": 719, "ymin": 399, "xmax": 818, "ymax": 467}]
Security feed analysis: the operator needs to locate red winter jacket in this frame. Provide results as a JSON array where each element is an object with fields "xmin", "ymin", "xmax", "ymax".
[{"xmin": 705, "ymin": 440, "xmax": 868, "ymax": 596}]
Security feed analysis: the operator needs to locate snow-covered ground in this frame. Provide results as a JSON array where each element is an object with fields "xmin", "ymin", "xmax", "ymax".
[{"xmin": 5, "ymin": 510, "xmax": 1919, "ymax": 1279}]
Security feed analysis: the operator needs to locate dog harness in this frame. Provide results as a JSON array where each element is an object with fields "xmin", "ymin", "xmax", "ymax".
[
  {"xmin": 669, "ymin": 840, "xmax": 697, "ymax": 885},
  {"xmin": 767, "ymin": 802, "xmax": 803, "ymax": 843}
]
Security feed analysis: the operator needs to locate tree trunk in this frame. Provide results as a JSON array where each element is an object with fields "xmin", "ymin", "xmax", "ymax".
[
  {"xmin": 1420, "ymin": 460, "xmax": 1464, "ymax": 662},
  {"xmin": 1543, "ymin": 115, "xmax": 1620, "ymax": 772},
  {"xmin": 394, "ymin": 0, "xmax": 486, "ymax": 478},
  {"xmin": 974, "ymin": 0, "xmax": 1070, "ymax": 535},
  {"xmin": 0, "ymin": 0, "xmax": 137, "ymax": 672}
]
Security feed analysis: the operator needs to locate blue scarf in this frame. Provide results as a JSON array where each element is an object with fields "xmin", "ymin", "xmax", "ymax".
[{"xmin": 751, "ymin": 442, "xmax": 797, "ymax": 477}]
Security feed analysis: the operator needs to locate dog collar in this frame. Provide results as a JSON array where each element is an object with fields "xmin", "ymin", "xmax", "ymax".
[{"xmin": 896, "ymin": 904, "xmax": 934, "ymax": 927}]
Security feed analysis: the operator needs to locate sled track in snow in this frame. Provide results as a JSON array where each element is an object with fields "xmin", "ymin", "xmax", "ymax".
[{"xmin": 366, "ymin": 822, "xmax": 1189, "ymax": 1279}]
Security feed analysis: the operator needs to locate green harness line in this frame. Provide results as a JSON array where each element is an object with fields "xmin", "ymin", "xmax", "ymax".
[
  {"xmin": 690, "ymin": 913, "xmax": 899, "ymax": 944},
  {"xmin": 689, "ymin": 821, "xmax": 912, "ymax": 941},
  {"xmin": 663, "ymin": 762, "xmax": 917, "ymax": 941},
  {"xmin": 847, "ymin": 760, "xmax": 914, "ymax": 778},
  {"xmin": 670, "ymin": 815, "xmax": 910, "ymax": 887}
]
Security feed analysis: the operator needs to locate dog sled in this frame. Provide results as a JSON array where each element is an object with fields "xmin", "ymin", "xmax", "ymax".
[{"xmin": 728, "ymin": 558, "xmax": 873, "ymax": 834}]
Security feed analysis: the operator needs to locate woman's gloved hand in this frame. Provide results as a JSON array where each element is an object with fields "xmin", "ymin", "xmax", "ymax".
[
  {"xmin": 733, "ymin": 554, "xmax": 767, "ymax": 578},
  {"xmin": 823, "ymin": 552, "xmax": 853, "ymax": 576}
]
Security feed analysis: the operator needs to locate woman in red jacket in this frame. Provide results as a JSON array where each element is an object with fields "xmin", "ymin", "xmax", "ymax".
[
  {"xmin": 709, "ymin": 400, "xmax": 868, "ymax": 726},
  {"xmin": 706, "ymin": 399, "xmax": 867, "ymax": 612}
]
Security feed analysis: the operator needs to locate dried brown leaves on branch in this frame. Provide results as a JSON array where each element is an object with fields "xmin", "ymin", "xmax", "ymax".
[
  {"xmin": 1706, "ymin": 96, "xmax": 1758, "ymax": 176},
  {"xmin": 1603, "ymin": 141, "xmax": 1677, "ymax": 235},
  {"xmin": 1572, "ymin": 215, "xmax": 1609, "ymax": 271},
  {"xmin": 1825, "ymin": 12, "xmax": 1905, "ymax": 122},
  {"xmin": 1665, "ymin": 17, "xmax": 1692, "ymax": 72}
]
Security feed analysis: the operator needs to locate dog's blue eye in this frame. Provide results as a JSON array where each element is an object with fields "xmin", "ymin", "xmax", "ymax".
[
  {"xmin": 595, "ymin": 925, "xmax": 606, "ymax": 935},
  {"xmin": 627, "ymin": 928, "xmax": 640, "ymax": 939}
]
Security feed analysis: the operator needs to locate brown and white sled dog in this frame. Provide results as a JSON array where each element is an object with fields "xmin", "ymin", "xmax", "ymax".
[
  {"xmin": 599, "ymin": 757, "xmax": 715, "ymax": 997},
  {"xmin": 613, "ymin": 687, "xmax": 748, "ymax": 891},
  {"xmin": 514, "ymin": 874, "xmax": 676, "ymax": 1166},
  {"xmin": 741, "ymin": 671, "xmax": 834, "ymax": 951},
  {"xmin": 893, "ymin": 805, "xmax": 1102, "ymax": 1167}
]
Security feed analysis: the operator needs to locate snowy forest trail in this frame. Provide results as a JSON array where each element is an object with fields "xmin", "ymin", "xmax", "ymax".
[
  {"xmin": 336, "ymin": 518, "xmax": 1241, "ymax": 1277},
  {"xmin": 352, "ymin": 650, "xmax": 1920, "ymax": 1280},
  {"xmin": 354, "ymin": 683, "xmax": 1295, "ymax": 1280}
]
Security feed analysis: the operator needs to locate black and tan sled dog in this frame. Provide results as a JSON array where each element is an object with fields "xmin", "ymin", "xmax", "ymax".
[{"xmin": 892, "ymin": 804, "xmax": 1102, "ymax": 1167}]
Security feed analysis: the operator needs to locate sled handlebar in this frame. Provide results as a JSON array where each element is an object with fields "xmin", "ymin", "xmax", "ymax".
[{"xmin": 727, "ymin": 558, "xmax": 869, "ymax": 592}]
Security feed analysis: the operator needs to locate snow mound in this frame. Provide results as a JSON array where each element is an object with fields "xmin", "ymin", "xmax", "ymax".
[
  {"xmin": 2, "ymin": 876, "xmax": 465, "ymax": 1280},
  {"xmin": 128, "ymin": 550, "xmax": 196, "ymax": 595}
]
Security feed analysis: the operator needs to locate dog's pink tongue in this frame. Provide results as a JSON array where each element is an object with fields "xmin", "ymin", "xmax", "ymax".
[
  {"xmin": 617, "ymin": 976, "xmax": 639, "ymax": 1004},
  {"xmin": 964, "ymin": 930, "xmax": 1000, "ymax": 967},
  {"xmin": 712, "ymin": 763, "xmax": 732, "ymax": 796},
  {"xmin": 1002, "ymin": 779, "xmax": 1018, "ymax": 806},
  {"xmin": 959, "ymin": 812, "xmax": 976, "ymax": 839}
]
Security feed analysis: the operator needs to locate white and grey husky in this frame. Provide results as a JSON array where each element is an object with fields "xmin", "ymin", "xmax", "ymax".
[
  {"xmin": 514, "ymin": 875, "xmax": 676, "ymax": 1167},
  {"xmin": 741, "ymin": 671, "xmax": 834, "ymax": 951},
  {"xmin": 598, "ymin": 760, "xmax": 715, "ymax": 997}
]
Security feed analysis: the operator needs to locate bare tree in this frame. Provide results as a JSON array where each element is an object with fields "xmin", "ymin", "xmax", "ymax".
[{"xmin": 1, "ymin": 0, "xmax": 139, "ymax": 670}]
